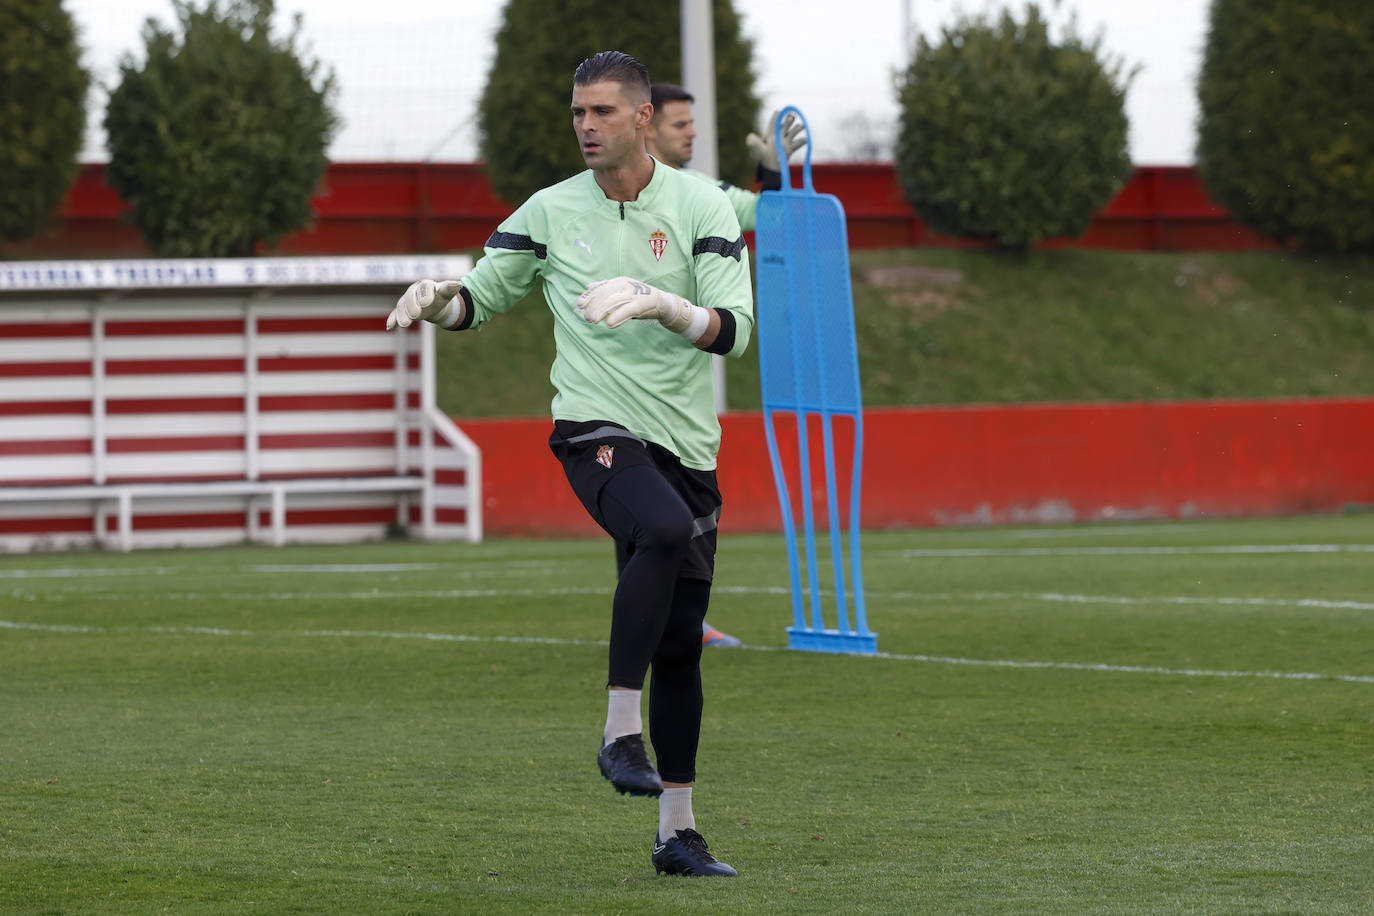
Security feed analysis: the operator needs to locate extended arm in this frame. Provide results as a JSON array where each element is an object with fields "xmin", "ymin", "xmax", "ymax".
[
  {"xmin": 746, "ymin": 110, "xmax": 806, "ymax": 190},
  {"xmin": 386, "ymin": 279, "xmax": 469, "ymax": 330},
  {"xmin": 386, "ymin": 196, "xmax": 550, "ymax": 332}
]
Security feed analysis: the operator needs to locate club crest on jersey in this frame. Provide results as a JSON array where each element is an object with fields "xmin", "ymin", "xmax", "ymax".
[
  {"xmin": 649, "ymin": 229, "xmax": 668, "ymax": 262},
  {"xmin": 596, "ymin": 444, "xmax": 614, "ymax": 468}
]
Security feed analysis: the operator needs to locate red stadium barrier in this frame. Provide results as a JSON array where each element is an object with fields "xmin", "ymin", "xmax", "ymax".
[
  {"xmin": 10, "ymin": 163, "xmax": 1272, "ymax": 259},
  {"xmin": 459, "ymin": 400, "xmax": 1374, "ymax": 537}
]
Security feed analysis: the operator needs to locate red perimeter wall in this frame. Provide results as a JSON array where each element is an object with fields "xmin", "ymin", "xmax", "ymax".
[
  {"xmin": 460, "ymin": 400, "xmax": 1374, "ymax": 537},
  {"xmin": 13, "ymin": 163, "xmax": 1272, "ymax": 259},
  {"xmin": 14, "ymin": 164, "xmax": 1342, "ymax": 537}
]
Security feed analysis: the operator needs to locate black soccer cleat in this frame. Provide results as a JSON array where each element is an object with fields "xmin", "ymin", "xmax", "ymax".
[
  {"xmin": 652, "ymin": 828, "xmax": 739, "ymax": 877},
  {"xmin": 597, "ymin": 734, "xmax": 663, "ymax": 797}
]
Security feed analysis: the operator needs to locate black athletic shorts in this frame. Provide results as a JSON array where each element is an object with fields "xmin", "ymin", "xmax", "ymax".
[{"xmin": 548, "ymin": 419, "xmax": 721, "ymax": 581}]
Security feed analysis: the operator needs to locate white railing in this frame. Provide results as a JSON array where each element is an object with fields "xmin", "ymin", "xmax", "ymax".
[{"xmin": 0, "ymin": 256, "xmax": 478, "ymax": 551}]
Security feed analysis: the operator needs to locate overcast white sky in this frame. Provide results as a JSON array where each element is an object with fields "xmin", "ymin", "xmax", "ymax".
[{"xmin": 65, "ymin": 0, "xmax": 1209, "ymax": 164}]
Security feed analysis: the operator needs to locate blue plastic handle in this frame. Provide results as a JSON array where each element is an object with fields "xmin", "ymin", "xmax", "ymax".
[{"xmin": 772, "ymin": 104, "xmax": 813, "ymax": 194}]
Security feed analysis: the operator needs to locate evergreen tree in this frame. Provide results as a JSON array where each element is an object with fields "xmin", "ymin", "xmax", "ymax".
[
  {"xmin": 0, "ymin": 0, "xmax": 89, "ymax": 246},
  {"xmin": 895, "ymin": 4, "xmax": 1134, "ymax": 249},
  {"xmin": 103, "ymin": 0, "xmax": 338, "ymax": 257},
  {"xmin": 478, "ymin": 0, "xmax": 759, "ymax": 205},
  {"xmin": 1197, "ymin": 0, "xmax": 1374, "ymax": 252}
]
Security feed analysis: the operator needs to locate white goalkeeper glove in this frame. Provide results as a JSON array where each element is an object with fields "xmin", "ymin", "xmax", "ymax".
[
  {"xmin": 745, "ymin": 110, "xmax": 806, "ymax": 172},
  {"xmin": 386, "ymin": 279, "xmax": 464, "ymax": 330},
  {"xmin": 576, "ymin": 276, "xmax": 711, "ymax": 343}
]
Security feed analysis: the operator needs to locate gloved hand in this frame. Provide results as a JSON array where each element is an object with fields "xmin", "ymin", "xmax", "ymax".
[
  {"xmin": 745, "ymin": 110, "xmax": 806, "ymax": 172},
  {"xmin": 577, "ymin": 276, "xmax": 709, "ymax": 341},
  {"xmin": 387, "ymin": 279, "xmax": 464, "ymax": 330}
]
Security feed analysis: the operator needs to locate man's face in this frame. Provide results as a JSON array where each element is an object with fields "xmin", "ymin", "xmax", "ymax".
[
  {"xmin": 571, "ymin": 80, "xmax": 650, "ymax": 171},
  {"xmin": 646, "ymin": 99, "xmax": 695, "ymax": 168}
]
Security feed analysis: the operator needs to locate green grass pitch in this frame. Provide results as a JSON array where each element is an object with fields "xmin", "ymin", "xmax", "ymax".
[{"xmin": 3, "ymin": 514, "xmax": 1373, "ymax": 913}]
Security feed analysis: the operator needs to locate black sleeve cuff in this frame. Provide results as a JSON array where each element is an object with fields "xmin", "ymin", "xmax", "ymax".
[
  {"xmin": 704, "ymin": 308, "xmax": 737, "ymax": 355},
  {"xmin": 452, "ymin": 286, "xmax": 476, "ymax": 331},
  {"xmin": 757, "ymin": 164, "xmax": 782, "ymax": 192}
]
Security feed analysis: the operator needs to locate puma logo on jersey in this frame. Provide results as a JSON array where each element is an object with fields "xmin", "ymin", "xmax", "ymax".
[{"xmin": 574, "ymin": 237, "xmax": 596, "ymax": 255}]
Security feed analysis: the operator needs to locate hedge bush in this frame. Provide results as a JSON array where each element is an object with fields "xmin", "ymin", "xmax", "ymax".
[
  {"xmin": 103, "ymin": 0, "xmax": 337, "ymax": 257},
  {"xmin": 1197, "ymin": 0, "xmax": 1374, "ymax": 252},
  {"xmin": 0, "ymin": 0, "xmax": 89, "ymax": 246},
  {"xmin": 478, "ymin": 0, "xmax": 759, "ymax": 206},
  {"xmin": 894, "ymin": 4, "xmax": 1134, "ymax": 249}
]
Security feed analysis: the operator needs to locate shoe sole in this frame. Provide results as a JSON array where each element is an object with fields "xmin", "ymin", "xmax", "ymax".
[
  {"xmin": 601, "ymin": 771, "xmax": 663, "ymax": 797},
  {"xmin": 653, "ymin": 864, "xmax": 738, "ymax": 877},
  {"xmin": 599, "ymin": 762, "xmax": 662, "ymax": 797}
]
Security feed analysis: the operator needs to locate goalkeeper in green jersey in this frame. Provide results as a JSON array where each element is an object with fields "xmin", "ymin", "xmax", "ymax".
[
  {"xmin": 387, "ymin": 51, "xmax": 748, "ymax": 878},
  {"xmin": 643, "ymin": 82, "xmax": 805, "ymax": 649}
]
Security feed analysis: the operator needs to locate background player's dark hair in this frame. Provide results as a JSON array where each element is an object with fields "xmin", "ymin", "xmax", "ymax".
[
  {"xmin": 650, "ymin": 83, "xmax": 695, "ymax": 117},
  {"xmin": 574, "ymin": 51, "xmax": 651, "ymax": 104}
]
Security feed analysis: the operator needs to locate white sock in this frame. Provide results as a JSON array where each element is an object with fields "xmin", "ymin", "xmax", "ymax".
[
  {"xmin": 603, "ymin": 688, "xmax": 642, "ymax": 747},
  {"xmin": 658, "ymin": 787, "xmax": 695, "ymax": 842}
]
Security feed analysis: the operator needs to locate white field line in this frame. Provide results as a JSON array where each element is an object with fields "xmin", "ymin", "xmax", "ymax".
[
  {"xmin": 0, "ymin": 567, "xmax": 185, "ymax": 579},
  {"xmin": 0, "ymin": 565, "xmax": 573, "ymax": 591},
  {"xmin": 249, "ymin": 563, "xmax": 452, "ymax": 573},
  {"xmin": 726, "ymin": 587, "xmax": 1374, "ymax": 612},
  {"xmin": 248, "ymin": 560, "xmax": 570, "ymax": 574},
  {"xmin": 900, "ymin": 544, "xmax": 1374, "ymax": 558},
  {"xmin": 3, "ymin": 543, "xmax": 1372, "ymax": 581},
  {"xmin": 0, "ymin": 620, "xmax": 608, "ymax": 648},
  {"xmin": 1007, "ymin": 523, "xmax": 1207, "ymax": 538},
  {"xmin": 2, "ymin": 617, "xmax": 1371, "ymax": 685},
  {"xmin": 865, "ymin": 651, "xmax": 1374, "ymax": 685},
  {"xmin": 8, "ymin": 584, "xmax": 1373, "ymax": 614},
  {"xmin": 2, "ymin": 586, "xmax": 617, "ymax": 602},
  {"xmin": 0, "ymin": 561, "xmax": 574, "ymax": 580},
  {"xmin": 845, "ymin": 590, "xmax": 1374, "ymax": 613}
]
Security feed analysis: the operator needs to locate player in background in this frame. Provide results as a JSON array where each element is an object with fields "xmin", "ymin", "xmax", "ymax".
[
  {"xmin": 644, "ymin": 83, "xmax": 806, "ymax": 647},
  {"xmin": 645, "ymin": 82, "xmax": 806, "ymax": 233},
  {"xmin": 387, "ymin": 51, "xmax": 749, "ymax": 878}
]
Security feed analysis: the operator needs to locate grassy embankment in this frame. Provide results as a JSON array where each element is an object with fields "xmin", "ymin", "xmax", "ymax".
[{"xmin": 434, "ymin": 248, "xmax": 1374, "ymax": 417}]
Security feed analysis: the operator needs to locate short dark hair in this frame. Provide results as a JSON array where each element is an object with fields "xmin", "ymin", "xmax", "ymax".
[
  {"xmin": 651, "ymin": 83, "xmax": 695, "ymax": 114},
  {"xmin": 573, "ymin": 51, "xmax": 651, "ymax": 104}
]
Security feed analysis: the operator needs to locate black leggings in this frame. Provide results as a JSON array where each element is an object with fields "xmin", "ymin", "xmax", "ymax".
[{"xmin": 599, "ymin": 465, "xmax": 711, "ymax": 783}]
